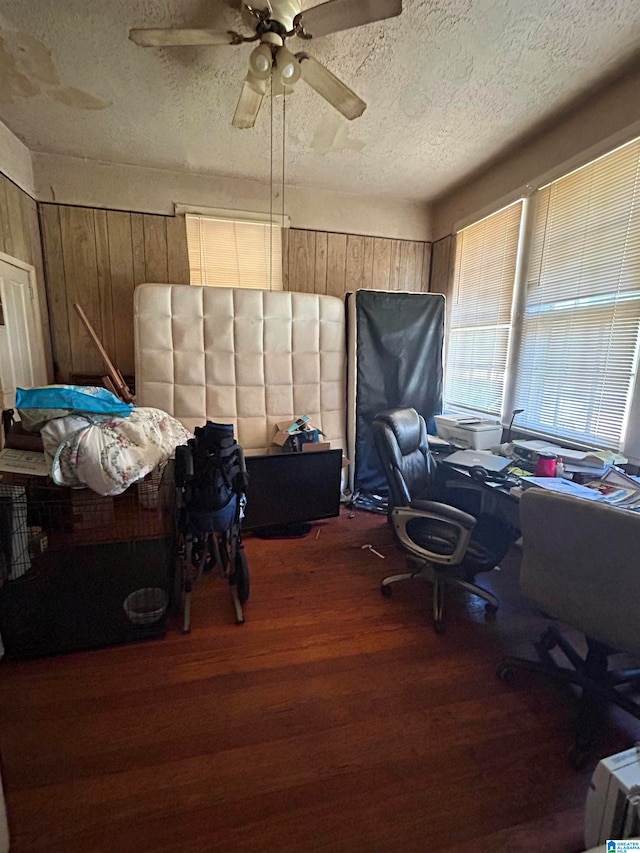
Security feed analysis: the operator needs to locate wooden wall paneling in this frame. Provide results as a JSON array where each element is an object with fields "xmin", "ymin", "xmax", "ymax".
[
  {"xmin": 106, "ymin": 210, "xmax": 136, "ymax": 374},
  {"xmin": 362, "ymin": 237, "xmax": 375, "ymax": 288},
  {"xmin": 131, "ymin": 213, "xmax": 146, "ymax": 286},
  {"xmin": 143, "ymin": 214, "xmax": 168, "ymax": 283},
  {"xmin": 281, "ymin": 228, "xmax": 290, "ymax": 291},
  {"xmin": 58, "ymin": 206, "xmax": 102, "ymax": 375},
  {"xmin": 412, "ymin": 242, "xmax": 426, "ymax": 291},
  {"xmin": 26, "ymin": 196, "xmax": 54, "ymax": 377},
  {"xmin": 430, "ymin": 234, "xmax": 455, "ymax": 332},
  {"xmin": 93, "ymin": 209, "xmax": 116, "ymax": 361},
  {"xmin": 421, "ymin": 241, "xmax": 432, "ymax": 292},
  {"xmin": 371, "ymin": 238, "xmax": 392, "ymax": 290},
  {"xmin": 166, "ymin": 215, "xmax": 190, "ymax": 284},
  {"xmin": 398, "ymin": 240, "xmax": 420, "ymax": 291},
  {"xmin": 4, "ymin": 181, "xmax": 28, "ymax": 261},
  {"xmin": 345, "ymin": 234, "xmax": 364, "ymax": 292},
  {"xmin": 314, "ymin": 231, "xmax": 328, "ymax": 294},
  {"xmin": 326, "ymin": 233, "xmax": 347, "ymax": 298},
  {"xmin": 288, "ymin": 229, "xmax": 316, "ymax": 293},
  {"xmin": 388, "ymin": 240, "xmax": 402, "ymax": 290},
  {"xmin": 40, "ymin": 205, "xmax": 72, "ymax": 381}
]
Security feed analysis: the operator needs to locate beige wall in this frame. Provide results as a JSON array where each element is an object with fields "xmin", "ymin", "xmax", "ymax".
[
  {"xmin": 33, "ymin": 152, "xmax": 432, "ymax": 243},
  {"xmin": 432, "ymin": 61, "xmax": 640, "ymax": 240}
]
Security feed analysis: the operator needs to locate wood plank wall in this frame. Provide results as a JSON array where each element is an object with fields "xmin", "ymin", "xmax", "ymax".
[
  {"xmin": 40, "ymin": 204, "xmax": 190, "ymax": 379},
  {"xmin": 39, "ymin": 207, "xmax": 431, "ymax": 382},
  {"xmin": 284, "ymin": 229, "xmax": 431, "ymax": 297},
  {"xmin": 0, "ymin": 173, "xmax": 52, "ymax": 377}
]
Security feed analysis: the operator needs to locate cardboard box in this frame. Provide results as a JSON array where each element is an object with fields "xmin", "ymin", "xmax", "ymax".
[
  {"xmin": 302, "ymin": 441, "xmax": 332, "ymax": 453},
  {"xmin": 273, "ymin": 417, "xmax": 325, "ymax": 452},
  {"xmin": 273, "ymin": 417, "xmax": 311, "ymax": 448}
]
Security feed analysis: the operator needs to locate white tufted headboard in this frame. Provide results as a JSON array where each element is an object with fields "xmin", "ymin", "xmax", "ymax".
[{"xmin": 134, "ymin": 284, "xmax": 347, "ymax": 455}]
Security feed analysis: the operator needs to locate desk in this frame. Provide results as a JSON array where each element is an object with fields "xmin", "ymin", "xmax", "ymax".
[{"xmin": 431, "ymin": 449, "xmax": 522, "ymax": 534}]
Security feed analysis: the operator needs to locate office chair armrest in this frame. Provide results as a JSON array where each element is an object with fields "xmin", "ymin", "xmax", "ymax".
[
  {"xmin": 409, "ymin": 499, "xmax": 476, "ymax": 530},
  {"xmin": 392, "ymin": 503, "xmax": 475, "ymax": 567}
]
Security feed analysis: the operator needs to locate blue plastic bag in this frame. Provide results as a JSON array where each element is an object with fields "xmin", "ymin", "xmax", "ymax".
[{"xmin": 16, "ymin": 385, "xmax": 134, "ymax": 416}]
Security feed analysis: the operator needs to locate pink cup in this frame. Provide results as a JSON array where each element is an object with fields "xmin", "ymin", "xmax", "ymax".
[{"xmin": 535, "ymin": 453, "xmax": 557, "ymax": 477}]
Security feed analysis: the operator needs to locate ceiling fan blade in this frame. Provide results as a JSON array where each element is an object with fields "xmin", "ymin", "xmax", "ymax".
[
  {"xmin": 232, "ymin": 77, "xmax": 266, "ymax": 129},
  {"xmin": 295, "ymin": 0, "xmax": 402, "ymax": 38},
  {"xmin": 296, "ymin": 53, "xmax": 366, "ymax": 120},
  {"xmin": 129, "ymin": 28, "xmax": 243, "ymax": 47}
]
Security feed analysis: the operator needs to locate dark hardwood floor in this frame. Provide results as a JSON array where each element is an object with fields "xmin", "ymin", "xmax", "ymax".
[{"xmin": 0, "ymin": 507, "xmax": 638, "ymax": 852}]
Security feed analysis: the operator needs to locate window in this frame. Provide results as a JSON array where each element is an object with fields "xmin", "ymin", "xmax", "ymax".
[
  {"xmin": 446, "ymin": 135, "xmax": 640, "ymax": 459},
  {"xmin": 445, "ymin": 201, "xmax": 523, "ymax": 416},
  {"xmin": 185, "ymin": 213, "xmax": 284, "ymax": 290}
]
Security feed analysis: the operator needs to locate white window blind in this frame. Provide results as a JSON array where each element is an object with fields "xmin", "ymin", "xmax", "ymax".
[
  {"xmin": 445, "ymin": 201, "xmax": 523, "ymax": 416},
  {"xmin": 185, "ymin": 214, "xmax": 283, "ymax": 290},
  {"xmin": 514, "ymin": 138, "xmax": 640, "ymax": 451}
]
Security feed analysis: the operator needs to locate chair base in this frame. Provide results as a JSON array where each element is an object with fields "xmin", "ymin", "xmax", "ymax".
[
  {"xmin": 380, "ymin": 562, "xmax": 499, "ymax": 634},
  {"xmin": 497, "ymin": 626, "xmax": 640, "ymax": 766}
]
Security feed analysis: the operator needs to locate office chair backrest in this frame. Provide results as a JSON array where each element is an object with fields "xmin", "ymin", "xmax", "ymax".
[
  {"xmin": 519, "ymin": 489, "xmax": 640, "ymax": 655},
  {"xmin": 372, "ymin": 408, "xmax": 438, "ymax": 507}
]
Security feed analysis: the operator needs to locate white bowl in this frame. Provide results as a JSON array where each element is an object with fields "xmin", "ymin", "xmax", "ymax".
[{"xmin": 123, "ymin": 587, "xmax": 169, "ymax": 625}]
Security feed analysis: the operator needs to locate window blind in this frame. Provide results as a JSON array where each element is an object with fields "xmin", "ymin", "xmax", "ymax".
[
  {"xmin": 185, "ymin": 214, "xmax": 284, "ymax": 290},
  {"xmin": 445, "ymin": 201, "xmax": 523, "ymax": 416},
  {"xmin": 514, "ymin": 138, "xmax": 640, "ymax": 451}
]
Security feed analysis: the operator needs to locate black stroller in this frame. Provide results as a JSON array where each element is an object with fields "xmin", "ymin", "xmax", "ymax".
[{"xmin": 174, "ymin": 422, "xmax": 250, "ymax": 629}]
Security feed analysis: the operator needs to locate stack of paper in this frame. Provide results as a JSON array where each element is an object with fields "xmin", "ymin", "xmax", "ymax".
[{"xmin": 519, "ymin": 477, "xmax": 605, "ymax": 500}]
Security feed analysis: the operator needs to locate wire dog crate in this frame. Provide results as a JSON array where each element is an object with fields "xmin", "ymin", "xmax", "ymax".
[{"xmin": 0, "ymin": 465, "xmax": 176, "ymax": 659}]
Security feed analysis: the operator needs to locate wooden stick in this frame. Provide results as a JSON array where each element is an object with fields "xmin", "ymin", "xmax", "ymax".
[{"xmin": 73, "ymin": 303, "xmax": 135, "ymax": 403}]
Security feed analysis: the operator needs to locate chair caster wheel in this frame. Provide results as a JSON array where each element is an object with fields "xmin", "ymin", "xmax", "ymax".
[
  {"xmin": 381, "ymin": 584, "xmax": 392, "ymax": 598},
  {"xmin": 496, "ymin": 662, "xmax": 517, "ymax": 685},
  {"xmin": 567, "ymin": 744, "xmax": 588, "ymax": 770},
  {"xmin": 434, "ymin": 621, "xmax": 446, "ymax": 635}
]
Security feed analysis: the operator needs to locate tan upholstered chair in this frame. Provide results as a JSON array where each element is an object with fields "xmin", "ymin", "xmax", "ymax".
[{"xmin": 498, "ymin": 488, "xmax": 640, "ymax": 765}]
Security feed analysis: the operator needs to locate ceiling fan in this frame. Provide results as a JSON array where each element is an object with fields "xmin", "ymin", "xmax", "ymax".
[{"xmin": 130, "ymin": 0, "xmax": 402, "ymax": 129}]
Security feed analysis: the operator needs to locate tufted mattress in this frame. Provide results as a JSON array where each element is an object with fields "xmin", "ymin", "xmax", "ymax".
[{"xmin": 134, "ymin": 284, "xmax": 347, "ymax": 455}]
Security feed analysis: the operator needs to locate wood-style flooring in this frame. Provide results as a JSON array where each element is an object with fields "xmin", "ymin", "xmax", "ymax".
[{"xmin": 1, "ymin": 507, "xmax": 638, "ymax": 852}]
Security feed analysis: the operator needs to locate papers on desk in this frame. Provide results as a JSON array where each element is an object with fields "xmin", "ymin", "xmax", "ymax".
[
  {"xmin": 0, "ymin": 448, "xmax": 50, "ymax": 477},
  {"xmin": 518, "ymin": 468, "xmax": 640, "ymax": 509},
  {"xmin": 518, "ymin": 477, "xmax": 605, "ymax": 500}
]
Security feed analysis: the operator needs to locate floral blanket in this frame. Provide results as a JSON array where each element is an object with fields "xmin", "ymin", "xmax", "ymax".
[{"xmin": 40, "ymin": 407, "xmax": 192, "ymax": 496}]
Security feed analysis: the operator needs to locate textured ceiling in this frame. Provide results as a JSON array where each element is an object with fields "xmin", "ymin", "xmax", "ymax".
[{"xmin": 0, "ymin": 0, "xmax": 639, "ymax": 202}]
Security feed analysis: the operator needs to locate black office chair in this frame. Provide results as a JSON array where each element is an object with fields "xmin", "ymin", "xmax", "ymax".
[
  {"xmin": 497, "ymin": 488, "xmax": 640, "ymax": 767},
  {"xmin": 372, "ymin": 408, "xmax": 515, "ymax": 633}
]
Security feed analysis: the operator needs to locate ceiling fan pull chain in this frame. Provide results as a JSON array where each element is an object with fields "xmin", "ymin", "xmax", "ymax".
[{"xmin": 270, "ymin": 77, "xmax": 274, "ymax": 291}]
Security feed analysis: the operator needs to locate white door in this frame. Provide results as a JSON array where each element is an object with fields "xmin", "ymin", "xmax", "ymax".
[{"xmin": 0, "ymin": 256, "xmax": 47, "ymax": 410}]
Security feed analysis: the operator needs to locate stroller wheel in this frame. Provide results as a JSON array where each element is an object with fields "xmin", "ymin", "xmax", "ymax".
[{"xmin": 235, "ymin": 546, "xmax": 250, "ymax": 604}]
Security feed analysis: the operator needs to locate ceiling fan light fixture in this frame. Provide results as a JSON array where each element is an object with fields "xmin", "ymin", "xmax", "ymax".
[
  {"xmin": 275, "ymin": 46, "xmax": 301, "ymax": 85},
  {"xmin": 249, "ymin": 43, "xmax": 273, "ymax": 79}
]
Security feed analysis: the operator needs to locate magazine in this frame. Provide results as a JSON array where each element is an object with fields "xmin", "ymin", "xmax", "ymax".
[{"xmin": 583, "ymin": 468, "xmax": 640, "ymax": 509}]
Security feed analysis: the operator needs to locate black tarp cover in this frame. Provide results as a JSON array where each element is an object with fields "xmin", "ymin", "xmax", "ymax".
[{"xmin": 351, "ymin": 290, "xmax": 444, "ymax": 498}]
